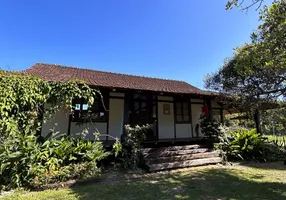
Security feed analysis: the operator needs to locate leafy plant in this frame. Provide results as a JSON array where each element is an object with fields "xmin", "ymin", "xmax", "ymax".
[
  {"xmin": 0, "ymin": 131, "xmax": 110, "ymax": 190},
  {"xmin": 217, "ymin": 128, "xmax": 285, "ymax": 162},
  {"xmin": 268, "ymin": 135, "xmax": 286, "ymax": 150},
  {"xmin": 0, "ymin": 70, "xmax": 98, "ymax": 135},
  {"xmin": 200, "ymin": 114, "xmax": 222, "ymax": 139},
  {"xmin": 119, "ymin": 124, "xmax": 150, "ymax": 169},
  {"xmin": 0, "ymin": 71, "xmax": 121, "ymax": 190}
]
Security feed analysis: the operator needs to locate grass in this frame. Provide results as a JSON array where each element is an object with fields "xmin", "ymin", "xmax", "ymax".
[{"xmin": 1, "ymin": 162, "xmax": 286, "ymax": 200}]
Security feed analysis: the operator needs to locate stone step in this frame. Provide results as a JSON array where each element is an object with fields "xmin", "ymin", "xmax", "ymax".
[
  {"xmin": 142, "ymin": 144, "xmax": 204, "ymax": 154},
  {"xmin": 145, "ymin": 151, "xmax": 220, "ymax": 165},
  {"xmin": 148, "ymin": 157, "xmax": 222, "ymax": 171},
  {"xmin": 143, "ymin": 148, "xmax": 212, "ymax": 158}
]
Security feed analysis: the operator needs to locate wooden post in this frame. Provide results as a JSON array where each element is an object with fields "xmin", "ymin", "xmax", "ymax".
[
  {"xmin": 123, "ymin": 91, "xmax": 131, "ymax": 126},
  {"xmin": 254, "ymin": 109, "xmax": 261, "ymax": 134},
  {"xmin": 206, "ymin": 99, "xmax": 212, "ymax": 120},
  {"xmin": 220, "ymin": 108, "xmax": 224, "ymax": 124},
  {"xmin": 120, "ymin": 91, "xmax": 129, "ymax": 141}
]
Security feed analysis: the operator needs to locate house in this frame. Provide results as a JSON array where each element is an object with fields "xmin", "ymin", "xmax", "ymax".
[{"xmin": 25, "ymin": 63, "xmax": 224, "ymax": 145}]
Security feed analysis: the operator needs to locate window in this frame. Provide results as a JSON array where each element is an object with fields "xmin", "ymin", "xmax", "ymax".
[
  {"xmin": 72, "ymin": 95, "xmax": 107, "ymax": 122},
  {"xmin": 130, "ymin": 93, "xmax": 148, "ymax": 125},
  {"xmin": 175, "ymin": 101, "xmax": 190, "ymax": 123},
  {"xmin": 212, "ymin": 109, "xmax": 222, "ymax": 123}
]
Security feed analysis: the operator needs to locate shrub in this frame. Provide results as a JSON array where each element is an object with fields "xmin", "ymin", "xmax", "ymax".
[
  {"xmin": 0, "ymin": 131, "xmax": 111, "ymax": 190},
  {"xmin": 200, "ymin": 114, "xmax": 222, "ymax": 139},
  {"xmin": 0, "ymin": 70, "xmax": 119, "ymax": 190},
  {"xmin": 0, "ymin": 71, "xmax": 96, "ymax": 140},
  {"xmin": 120, "ymin": 124, "xmax": 150, "ymax": 169},
  {"xmin": 217, "ymin": 128, "xmax": 285, "ymax": 162},
  {"xmin": 267, "ymin": 135, "xmax": 286, "ymax": 148}
]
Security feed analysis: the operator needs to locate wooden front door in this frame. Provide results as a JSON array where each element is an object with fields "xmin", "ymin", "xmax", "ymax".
[{"xmin": 130, "ymin": 93, "xmax": 157, "ymax": 141}]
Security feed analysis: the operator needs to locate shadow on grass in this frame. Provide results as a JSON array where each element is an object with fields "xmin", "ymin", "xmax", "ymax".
[
  {"xmin": 70, "ymin": 167, "xmax": 286, "ymax": 200},
  {"xmin": 237, "ymin": 161, "xmax": 286, "ymax": 170}
]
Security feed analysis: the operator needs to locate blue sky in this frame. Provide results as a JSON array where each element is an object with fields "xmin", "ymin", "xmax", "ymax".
[{"xmin": 0, "ymin": 0, "xmax": 261, "ymax": 89}]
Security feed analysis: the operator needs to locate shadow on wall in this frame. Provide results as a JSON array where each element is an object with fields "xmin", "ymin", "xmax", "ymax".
[{"xmin": 69, "ymin": 166, "xmax": 286, "ymax": 200}]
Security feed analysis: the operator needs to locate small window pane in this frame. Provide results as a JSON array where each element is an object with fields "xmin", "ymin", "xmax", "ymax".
[
  {"xmin": 134, "ymin": 94, "xmax": 140, "ymax": 99},
  {"xmin": 183, "ymin": 115, "xmax": 189, "ymax": 121},
  {"xmin": 176, "ymin": 102, "xmax": 181, "ymax": 109},
  {"xmin": 93, "ymin": 101, "xmax": 99, "ymax": 110},
  {"xmin": 176, "ymin": 115, "xmax": 182, "ymax": 122},
  {"xmin": 99, "ymin": 112, "xmax": 105, "ymax": 119},
  {"xmin": 183, "ymin": 102, "xmax": 188, "ymax": 109},
  {"xmin": 141, "ymin": 95, "xmax": 147, "ymax": 100},
  {"xmin": 183, "ymin": 108, "xmax": 189, "ymax": 115},
  {"xmin": 176, "ymin": 108, "xmax": 182, "ymax": 115},
  {"xmin": 73, "ymin": 110, "xmax": 80, "ymax": 119},
  {"xmin": 141, "ymin": 102, "xmax": 146, "ymax": 110},
  {"xmin": 152, "ymin": 105, "xmax": 157, "ymax": 118},
  {"xmin": 134, "ymin": 102, "xmax": 139, "ymax": 111},
  {"xmin": 212, "ymin": 109, "xmax": 221, "ymax": 123},
  {"xmin": 75, "ymin": 104, "xmax": 81, "ymax": 110},
  {"xmin": 82, "ymin": 104, "xmax": 88, "ymax": 110}
]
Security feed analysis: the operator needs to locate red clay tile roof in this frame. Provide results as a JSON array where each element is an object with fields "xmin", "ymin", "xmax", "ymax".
[{"xmin": 25, "ymin": 63, "xmax": 214, "ymax": 95}]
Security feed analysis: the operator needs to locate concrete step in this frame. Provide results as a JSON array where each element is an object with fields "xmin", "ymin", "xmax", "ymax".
[
  {"xmin": 145, "ymin": 151, "xmax": 220, "ymax": 165},
  {"xmin": 148, "ymin": 157, "xmax": 222, "ymax": 171},
  {"xmin": 143, "ymin": 148, "xmax": 212, "ymax": 158},
  {"xmin": 142, "ymin": 144, "xmax": 204, "ymax": 154}
]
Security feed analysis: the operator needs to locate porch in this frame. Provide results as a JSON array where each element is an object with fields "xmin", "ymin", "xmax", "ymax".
[
  {"xmin": 40, "ymin": 89, "xmax": 224, "ymax": 144},
  {"xmin": 121, "ymin": 90, "xmax": 223, "ymax": 143}
]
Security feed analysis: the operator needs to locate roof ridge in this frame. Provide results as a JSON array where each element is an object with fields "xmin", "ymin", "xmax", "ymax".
[{"xmin": 32, "ymin": 62, "xmax": 192, "ymax": 84}]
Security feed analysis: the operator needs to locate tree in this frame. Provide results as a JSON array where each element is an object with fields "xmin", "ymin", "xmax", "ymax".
[
  {"xmin": 226, "ymin": 0, "xmax": 273, "ymax": 11},
  {"xmin": 261, "ymin": 107, "xmax": 286, "ymax": 135},
  {"xmin": 205, "ymin": 1, "xmax": 286, "ymax": 132}
]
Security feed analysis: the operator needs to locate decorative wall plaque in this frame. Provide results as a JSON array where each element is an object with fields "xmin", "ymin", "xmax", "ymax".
[{"xmin": 163, "ymin": 104, "xmax": 170, "ymax": 115}]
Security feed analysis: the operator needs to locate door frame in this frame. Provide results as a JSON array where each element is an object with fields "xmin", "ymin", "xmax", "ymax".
[{"xmin": 128, "ymin": 92, "xmax": 158, "ymax": 141}]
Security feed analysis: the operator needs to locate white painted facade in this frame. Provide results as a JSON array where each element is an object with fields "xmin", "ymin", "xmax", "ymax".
[
  {"xmin": 211, "ymin": 100, "xmax": 221, "ymax": 108},
  {"xmin": 108, "ymin": 98, "xmax": 124, "ymax": 140},
  {"xmin": 70, "ymin": 122, "xmax": 107, "ymax": 140},
  {"xmin": 41, "ymin": 93, "xmax": 222, "ymax": 141},
  {"xmin": 41, "ymin": 106, "xmax": 69, "ymax": 137},
  {"xmin": 157, "ymin": 101, "xmax": 175, "ymax": 139},
  {"xmin": 176, "ymin": 124, "xmax": 192, "ymax": 138},
  {"xmin": 191, "ymin": 104, "xmax": 203, "ymax": 137}
]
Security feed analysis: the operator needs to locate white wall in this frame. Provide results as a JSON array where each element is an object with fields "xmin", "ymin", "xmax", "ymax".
[
  {"xmin": 211, "ymin": 100, "xmax": 221, "ymax": 108},
  {"xmin": 191, "ymin": 104, "xmax": 203, "ymax": 137},
  {"xmin": 108, "ymin": 98, "xmax": 124, "ymax": 140},
  {"xmin": 176, "ymin": 124, "xmax": 192, "ymax": 138},
  {"xmin": 158, "ymin": 102, "xmax": 175, "ymax": 139},
  {"xmin": 70, "ymin": 122, "xmax": 107, "ymax": 140},
  {"xmin": 41, "ymin": 106, "xmax": 69, "ymax": 137},
  {"xmin": 191, "ymin": 98, "xmax": 204, "ymax": 103},
  {"xmin": 158, "ymin": 96, "xmax": 173, "ymax": 101},
  {"xmin": 110, "ymin": 92, "xmax": 125, "ymax": 98}
]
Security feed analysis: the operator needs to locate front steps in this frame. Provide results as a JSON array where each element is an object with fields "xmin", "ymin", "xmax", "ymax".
[{"xmin": 141, "ymin": 144, "xmax": 222, "ymax": 171}]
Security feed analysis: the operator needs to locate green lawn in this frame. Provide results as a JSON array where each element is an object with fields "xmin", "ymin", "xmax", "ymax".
[{"xmin": 2, "ymin": 163, "xmax": 286, "ymax": 200}]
